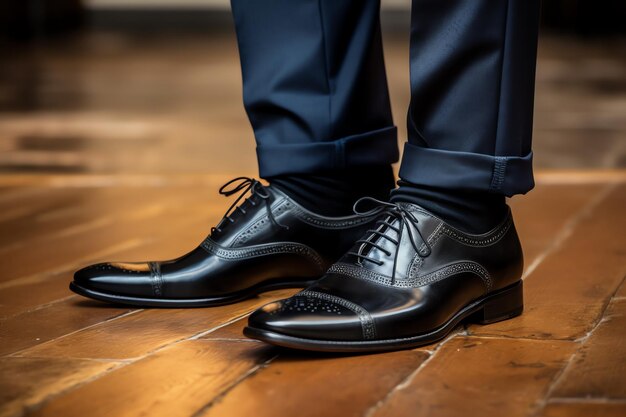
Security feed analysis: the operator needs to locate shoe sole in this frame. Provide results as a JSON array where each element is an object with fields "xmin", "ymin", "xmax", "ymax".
[
  {"xmin": 69, "ymin": 279, "xmax": 317, "ymax": 308},
  {"xmin": 244, "ymin": 280, "xmax": 524, "ymax": 353}
]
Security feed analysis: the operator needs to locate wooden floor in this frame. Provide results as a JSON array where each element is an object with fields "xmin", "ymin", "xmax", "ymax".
[
  {"xmin": 1, "ymin": 29, "xmax": 626, "ymax": 417},
  {"xmin": 0, "ymin": 174, "xmax": 624, "ymax": 417}
]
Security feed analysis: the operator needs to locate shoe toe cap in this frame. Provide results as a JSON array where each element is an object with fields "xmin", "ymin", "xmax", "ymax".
[
  {"xmin": 73, "ymin": 262, "xmax": 155, "ymax": 297},
  {"xmin": 247, "ymin": 292, "xmax": 366, "ymax": 341}
]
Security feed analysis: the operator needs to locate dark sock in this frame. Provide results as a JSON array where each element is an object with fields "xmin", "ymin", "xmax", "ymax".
[
  {"xmin": 269, "ymin": 166, "xmax": 395, "ymax": 217},
  {"xmin": 390, "ymin": 180, "xmax": 507, "ymax": 234}
]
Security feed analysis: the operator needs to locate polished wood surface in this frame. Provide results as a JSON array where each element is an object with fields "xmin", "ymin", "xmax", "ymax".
[
  {"xmin": 1, "ymin": 29, "xmax": 625, "ymax": 417},
  {"xmin": 0, "ymin": 179, "xmax": 624, "ymax": 417}
]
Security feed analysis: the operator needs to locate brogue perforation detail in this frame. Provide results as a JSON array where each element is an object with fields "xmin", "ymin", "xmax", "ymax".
[
  {"xmin": 148, "ymin": 262, "xmax": 163, "ymax": 297},
  {"xmin": 328, "ymin": 262, "xmax": 395, "ymax": 286},
  {"xmin": 407, "ymin": 256, "xmax": 424, "ymax": 281},
  {"xmin": 275, "ymin": 295, "xmax": 344, "ymax": 315},
  {"xmin": 330, "ymin": 260, "xmax": 491, "ymax": 291},
  {"xmin": 201, "ymin": 238, "xmax": 325, "ymax": 271},
  {"xmin": 404, "ymin": 261, "xmax": 492, "ymax": 291},
  {"xmin": 430, "ymin": 215, "xmax": 512, "ymax": 248},
  {"xmin": 291, "ymin": 206, "xmax": 375, "ymax": 229},
  {"xmin": 231, "ymin": 196, "xmax": 376, "ymax": 246},
  {"xmin": 396, "ymin": 202, "xmax": 512, "ymax": 248},
  {"xmin": 298, "ymin": 290, "xmax": 377, "ymax": 340}
]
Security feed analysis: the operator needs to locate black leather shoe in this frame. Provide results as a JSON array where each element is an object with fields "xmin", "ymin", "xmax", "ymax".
[
  {"xmin": 245, "ymin": 198, "xmax": 524, "ymax": 352},
  {"xmin": 70, "ymin": 177, "xmax": 378, "ymax": 307}
]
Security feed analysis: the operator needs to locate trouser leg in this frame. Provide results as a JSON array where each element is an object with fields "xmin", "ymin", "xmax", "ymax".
[
  {"xmin": 399, "ymin": 0, "xmax": 541, "ymax": 197},
  {"xmin": 231, "ymin": 0, "xmax": 399, "ymax": 179}
]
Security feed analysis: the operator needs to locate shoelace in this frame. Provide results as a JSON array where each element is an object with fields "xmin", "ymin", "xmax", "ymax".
[
  {"xmin": 211, "ymin": 177, "xmax": 289, "ymax": 235},
  {"xmin": 348, "ymin": 197, "xmax": 432, "ymax": 278}
]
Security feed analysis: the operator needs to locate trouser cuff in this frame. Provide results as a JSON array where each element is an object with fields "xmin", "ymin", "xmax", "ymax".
[
  {"xmin": 398, "ymin": 142, "xmax": 534, "ymax": 197},
  {"xmin": 257, "ymin": 126, "xmax": 398, "ymax": 178}
]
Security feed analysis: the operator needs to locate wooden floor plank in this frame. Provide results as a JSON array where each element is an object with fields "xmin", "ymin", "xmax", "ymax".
[
  {"xmin": 508, "ymin": 184, "xmax": 603, "ymax": 266},
  {"xmin": 0, "ymin": 188, "xmax": 78, "ymax": 226},
  {"xmin": 0, "ymin": 187, "xmax": 66, "ymax": 209},
  {"xmin": 0, "ymin": 238, "xmax": 149, "ymax": 319},
  {"xmin": 0, "ymin": 356, "xmax": 119, "ymax": 417},
  {"xmin": 0, "ymin": 186, "xmax": 206, "ymax": 249},
  {"xmin": 0, "ymin": 211, "xmax": 208, "ymax": 319},
  {"xmin": 548, "ymin": 298, "xmax": 626, "ymax": 400},
  {"xmin": 201, "ymin": 316, "xmax": 249, "ymax": 341},
  {"xmin": 469, "ymin": 184, "xmax": 626, "ymax": 340},
  {"xmin": 0, "ymin": 299, "xmax": 133, "ymax": 356},
  {"xmin": 615, "ymin": 277, "xmax": 626, "ymax": 298},
  {"xmin": 369, "ymin": 337, "xmax": 576, "ymax": 417},
  {"xmin": 16, "ymin": 289, "xmax": 295, "ymax": 360},
  {"xmin": 196, "ymin": 349, "xmax": 429, "ymax": 417},
  {"xmin": 25, "ymin": 340, "xmax": 276, "ymax": 417},
  {"xmin": 0, "ymin": 254, "xmax": 135, "ymax": 321},
  {"xmin": 0, "ymin": 193, "xmax": 218, "ymax": 317},
  {"xmin": 0, "ymin": 187, "xmax": 103, "ymax": 242},
  {"xmin": 539, "ymin": 402, "xmax": 626, "ymax": 417},
  {"xmin": 0, "ymin": 190, "xmax": 217, "ymax": 284}
]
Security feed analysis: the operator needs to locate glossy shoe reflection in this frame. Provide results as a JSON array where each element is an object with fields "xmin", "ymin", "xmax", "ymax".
[
  {"xmin": 70, "ymin": 177, "xmax": 378, "ymax": 307},
  {"xmin": 245, "ymin": 198, "xmax": 524, "ymax": 352}
]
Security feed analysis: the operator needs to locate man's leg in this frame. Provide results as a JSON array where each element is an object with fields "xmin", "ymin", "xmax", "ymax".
[
  {"xmin": 245, "ymin": 0, "xmax": 542, "ymax": 352},
  {"xmin": 391, "ymin": 0, "xmax": 540, "ymax": 232},
  {"xmin": 231, "ymin": 0, "xmax": 398, "ymax": 215}
]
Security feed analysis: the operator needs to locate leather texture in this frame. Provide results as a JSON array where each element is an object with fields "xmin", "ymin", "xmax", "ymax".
[
  {"xmin": 246, "ymin": 201, "xmax": 524, "ymax": 352},
  {"xmin": 71, "ymin": 179, "xmax": 377, "ymax": 307}
]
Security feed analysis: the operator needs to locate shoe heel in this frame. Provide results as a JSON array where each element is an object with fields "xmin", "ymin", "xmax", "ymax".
[{"xmin": 474, "ymin": 281, "xmax": 523, "ymax": 325}]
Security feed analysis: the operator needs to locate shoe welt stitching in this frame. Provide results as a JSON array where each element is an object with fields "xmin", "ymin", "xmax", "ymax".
[
  {"xmin": 298, "ymin": 290, "xmax": 377, "ymax": 340},
  {"xmin": 201, "ymin": 238, "xmax": 325, "ymax": 271}
]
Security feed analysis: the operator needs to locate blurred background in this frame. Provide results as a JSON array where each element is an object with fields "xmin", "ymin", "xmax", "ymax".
[{"xmin": 0, "ymin": 0, "xmax": 624, "ymax": 176}]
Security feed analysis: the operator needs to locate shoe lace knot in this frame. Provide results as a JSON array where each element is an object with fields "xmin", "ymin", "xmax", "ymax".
[{"xmin": 211, "ymin": 176, "xmax": 289, "ymax": 235}]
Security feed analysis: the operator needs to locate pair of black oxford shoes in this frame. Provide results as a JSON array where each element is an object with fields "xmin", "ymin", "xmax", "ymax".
[{"xmin": 71, "ymin": 177, "xmax": 524, "ymax": 353}]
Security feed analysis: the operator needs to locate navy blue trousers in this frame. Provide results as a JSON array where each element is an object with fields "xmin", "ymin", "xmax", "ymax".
[{"xmin": 231, "ymin": 0, "xmax": 540, "ymax": 197}]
